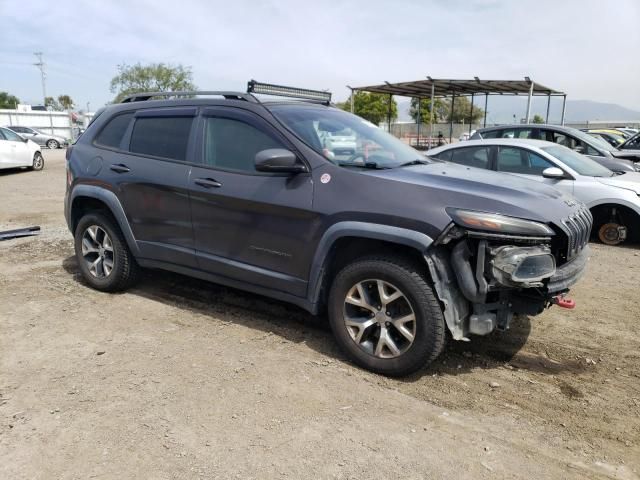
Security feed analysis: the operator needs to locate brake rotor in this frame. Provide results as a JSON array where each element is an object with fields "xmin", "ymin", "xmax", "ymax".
[{"xmin": 598, "ymin": 222, "xmax": 625, "ymax": 246}]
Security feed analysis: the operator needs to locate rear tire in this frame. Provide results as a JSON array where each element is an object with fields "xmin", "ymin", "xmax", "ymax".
[
  {"xmin": 30, "ymin": 152, "xmax": 44, "ymax": 171},
  {"xmin": 46, "ymin": 139, "xmax": 59, "ymax": 149},
  {"xmin": 74, "ymin": 212, "xmax": 139, "ymax": 292},
  {"xmin": 328, "ymin": 255, "xmax": 445, "ymax": 376}
]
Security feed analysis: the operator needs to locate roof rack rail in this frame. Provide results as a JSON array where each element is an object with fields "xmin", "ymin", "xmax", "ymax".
[
  {"xmin": 247, "ymin": 80, "xmax": 332, "ymax": 104},
  {"xmin": 120, "ymin": 91, "xmax": 258, "ymax": 103}
]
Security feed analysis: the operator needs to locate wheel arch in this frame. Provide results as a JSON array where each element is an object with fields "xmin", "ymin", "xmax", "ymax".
[
  {"xmin": 589, "ymin": 201, "xmax": 640, "ymax": 242},
  {"xmin": 69, "ymin": 185, "xmax": 140, "ymax": 255},
  {"xmin": 307, "ymin": 222, "xmax": 433, "ymax": 314}
]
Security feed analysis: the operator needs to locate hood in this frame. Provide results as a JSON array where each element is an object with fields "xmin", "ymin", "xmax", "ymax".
[
  {"xmin": 368, "ymin": 162, "xmax": 582, "ymax": 225},
  {"xmin": 596, "ymin": 172, "xmax": 640, "ymax": 195}
]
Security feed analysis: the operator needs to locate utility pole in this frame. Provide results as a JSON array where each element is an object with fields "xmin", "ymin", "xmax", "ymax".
[{"xmin": 33, "ymin": 52, "xmax": 47, "ymax": 107}]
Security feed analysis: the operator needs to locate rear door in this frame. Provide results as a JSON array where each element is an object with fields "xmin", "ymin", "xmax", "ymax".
[
  {"xmin": 188, "ymin": 107, "xmax": 315, "ymax": 296},
  {"xmin": 94, "ymin": 108, "xmax": 197, "ymax": 267},
  {"xmin": 495, "ymin": 145, "xmax": 574, "ymax": 195}
]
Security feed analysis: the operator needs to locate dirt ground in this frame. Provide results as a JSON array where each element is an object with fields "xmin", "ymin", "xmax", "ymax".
[{"xmin": 1, "ymin": 149, "xmax": 639, "ymax": 480}]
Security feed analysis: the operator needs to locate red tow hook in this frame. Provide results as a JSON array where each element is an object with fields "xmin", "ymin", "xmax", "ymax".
[{"xmin": 552, "ymin": 296, "xmax": 576, "ymax": 309}]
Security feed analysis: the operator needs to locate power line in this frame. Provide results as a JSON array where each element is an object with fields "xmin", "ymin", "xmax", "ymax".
[{"xmin": 33, "ymin": 52, "xmax": 47, "ymax": 106}]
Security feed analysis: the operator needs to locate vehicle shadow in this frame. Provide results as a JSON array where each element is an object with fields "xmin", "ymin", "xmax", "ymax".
[
  {"xmin": 61, "ymin": 255, "xmax": 580, "ymax": 378},
  {"xmin": 0, "ymin": 167, "xmax": 32, "ymax": 176}
]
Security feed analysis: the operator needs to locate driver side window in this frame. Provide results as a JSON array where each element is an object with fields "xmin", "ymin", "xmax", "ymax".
[{"xmin": 1, "ymin": 128, "xmax": 23, "ymax": 142}]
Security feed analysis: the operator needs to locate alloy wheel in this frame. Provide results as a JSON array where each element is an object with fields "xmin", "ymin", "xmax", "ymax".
[
  {"xmin": 343, "ymin": 279, "xmax": 416, "ymax": 359},
  {"xmin": 81, "ymin": 225, "xmax": 114, "ymax": 278}
]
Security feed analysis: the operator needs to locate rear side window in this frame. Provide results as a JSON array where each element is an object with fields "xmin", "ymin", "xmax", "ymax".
[
  {"xmin": 203, "ymin": 117, "xmax": 283, "ymax": 172},
  {"xmin": 432, "ymin": 149, "xmax": 452, "ymax": 161},
  {"xmin": 450, "ymin": 146, "xmax": 490, "ymax": 169},
  {"xmin": 479, "ymin": 130, "xmax": 500, "ymax": 139},
  {"xmin": 129, "ymin": 116, "xmax": 193, "ymax": 161},
  {"xmin": 94, "ymin": 113, "xmax": 133, "ymax": 149}
]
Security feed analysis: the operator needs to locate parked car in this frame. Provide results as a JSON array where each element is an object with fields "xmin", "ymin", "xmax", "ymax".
[
  {"xmin": 65, "ymin": 88, "xmax": 590, "ymax": 376},
  {"xmin": 5, "ymin": 126, "xmax": 68, "ymax": 149},
  {"xmin": 458, "ymin": 130, "xmax": 475, "ymax": 142},
  {"xmin": 613, "ymin": 127, "xmax": 639, "ymax": 137},
  {"xmin": 581, "ymin": 128, "xmax": 632, "ymax": 139},
  {"xmin": 0, "ymin": 126, "xmax": 44, "ymax": 171},
  {"xmin": 321, "ymin": 128, "xmax": 357, "ymax": 157},
  {"xmin": 471, "ymin": 124, "xmax": 640, "ymax": 173},
  {"xmin": 619, "ymin": 132, "xmax": 640, "ymax": 151},
  {"xmin": 427, "ymin": 138, "xmax": 640, "ymax": 245},
  {"xmin": 585, "ymin": 130, "xmax": 626, "ymax": 148}
]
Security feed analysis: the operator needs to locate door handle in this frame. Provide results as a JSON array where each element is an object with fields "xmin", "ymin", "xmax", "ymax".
[
  {"xmin": 194, "ymin": 177, "xmax": 222, "ymax": 188},
  {"xmin": 110, "ymin": 163, "xmax": 130, "ymax": 173}
]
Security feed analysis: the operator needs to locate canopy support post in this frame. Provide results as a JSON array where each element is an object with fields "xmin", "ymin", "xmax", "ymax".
[
  {"xmin": 546, "ymin": 94, "xmax": 551, "ymax": 123},
  {"xmin": 416, "ymin": 97, "xmax": 421, "ymax": 147},
  {"xmin": 483, "ymin": 93, "xmax": 488, "ymax": 127},
  {"xmin": 449, "ymin": 92, "xmax": 455, "ymax": 143},
  {"xmin": 387, "ymin": 94, "xmax": 392, "ymax": 132},
  {"xmin": 525, "ymin": 80, "xmax": 534, "ymax": 123},
  {"xmin": 429, "ymin": 82, "xmax": 435, "ymax": 147},
  {"xmin": 350, "ymin": 88, "xmax": 354, "ymax": 113},
  {"xmin": 469, "ymin": 93, "xmax": 474, "ymax": 134},
  {"xmin": 560, "ymin": 95, "xmax": 567, "ymax": 126}
]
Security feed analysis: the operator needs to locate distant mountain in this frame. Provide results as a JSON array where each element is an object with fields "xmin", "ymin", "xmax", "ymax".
[{"xmin": 396, "ymin": 98, "xmax": 640, "ymax": 124}]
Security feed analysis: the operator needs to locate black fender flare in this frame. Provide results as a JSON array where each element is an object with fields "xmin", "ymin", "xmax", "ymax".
[
  {"xmin": 69, "ymin": 185, "xmax": 140, "ymax": 256},
  {"xmin": 306, "ymin": 221, "xmax": 433, "ymax": 311}
]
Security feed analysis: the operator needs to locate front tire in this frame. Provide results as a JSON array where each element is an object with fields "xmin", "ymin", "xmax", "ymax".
[
  {"xmin": 74, "ymin": 212, "xmax": 139, "ymax": 292},
  {"xmin": 30, "ymin": 152, "xmax": 44, "ymax": 171},
  {"xmin": 46, "ymin": 139, "xmax": 59, "ymax": 149},
  {"xmin": 328, "ymin": 255, "xmax": 445, "ymax": 376}
]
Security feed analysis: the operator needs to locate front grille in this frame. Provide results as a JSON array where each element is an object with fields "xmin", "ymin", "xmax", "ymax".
[{"xmin": 562, "ymin": 207, "xmax": 593, "ymax": 260}]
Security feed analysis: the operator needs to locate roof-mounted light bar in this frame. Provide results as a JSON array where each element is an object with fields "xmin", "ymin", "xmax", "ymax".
[{"xmin": 247, "ymin": 80, "xmax": 332, "ymax": 104}]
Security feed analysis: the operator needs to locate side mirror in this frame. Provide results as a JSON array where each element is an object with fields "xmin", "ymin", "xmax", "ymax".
[
  {"xmin": 542, "ymin": 167, "xmax": 566, "ymax": 179},
  {"xmin": 255, "ymin": 148, "xmax": 307, "ymax": 174}
]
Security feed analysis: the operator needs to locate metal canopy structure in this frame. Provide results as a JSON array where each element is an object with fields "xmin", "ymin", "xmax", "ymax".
[{"xmin": 349, "ymin": 77, "xmax": 567, "ymax": 145}]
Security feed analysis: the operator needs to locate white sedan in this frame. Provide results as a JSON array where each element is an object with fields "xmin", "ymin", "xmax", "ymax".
[{"xmin": 0, "ymin": 126, "xmax": 44, "ymax": 171}]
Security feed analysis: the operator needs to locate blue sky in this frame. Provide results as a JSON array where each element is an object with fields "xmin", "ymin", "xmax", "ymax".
[{"xmin": 1, "ymin": 0, "xmax": 639, "ymax": 112}]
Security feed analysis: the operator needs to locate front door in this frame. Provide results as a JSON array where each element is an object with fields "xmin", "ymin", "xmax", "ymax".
[
  {"xmin": 0, "ymin": 128, "xmax": 31, "ymax": 167},
  {"xmin": 495, "ymin": 145, "xmax": 574, "ymax": 195},
  {"xmin": 189, "ymin": 107, "xmax": 316, "ymax": 297}
]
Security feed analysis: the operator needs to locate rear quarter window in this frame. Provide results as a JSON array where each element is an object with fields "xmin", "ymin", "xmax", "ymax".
[
  {"xmin": 94, "ymin": 113, "xmax": 134, "ymax": 149},
  {"xmin": 478, "ymin": 130, "xmax": 500, "ymax": 139}
]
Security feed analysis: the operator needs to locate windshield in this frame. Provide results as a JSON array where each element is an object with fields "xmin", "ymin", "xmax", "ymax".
[
  {"xmin": 542, "ymin": 145, "xmax": 614, "ymax": 177},
  {"xmin": 268, "ymin": 105, "xmax": 430, "ymax": 168}
]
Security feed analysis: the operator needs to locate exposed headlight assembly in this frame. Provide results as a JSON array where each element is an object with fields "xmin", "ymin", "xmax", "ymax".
[
  {"xmin": 447, "ymin": 208, "xmax": 555, "ymax": 237},
  {"xmin": 491, "ymin": 245, "xmax": 556, "ymax": 287}
]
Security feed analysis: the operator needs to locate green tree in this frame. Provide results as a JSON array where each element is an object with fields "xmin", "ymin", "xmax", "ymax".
[
  {"xmin": 339, "ymin": 91, "xmax": 397, "ymax": 125},
  {"xmin": 58, "ymin": 95, "xmax": 74, "ymax": 110},
  {"xmin": 110, "ymin": 63, "xmax": 196, "ymax": 103},
  {"xmin": 0, "ymin": 91, "xmax": 20, "ymax": 109},
  {"xmin": 409, "ymin": 97, "xmax": 446, "ymax": 123},
  {"xmin": 440, "ymin": 96, "xmax": 484, "ymax": 124},
  {"xmin": 45, "ymin": 96, "xmax": 62, "ymax": 111},
  {"xmin": 532, "ymin": 114, "xmax": 545, "ymax": 124}
]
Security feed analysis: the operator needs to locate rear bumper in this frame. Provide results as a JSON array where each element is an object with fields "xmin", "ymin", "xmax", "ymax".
[{"xmin": 546, "ymin": 245, "xmax": 590, "ymax": 293}]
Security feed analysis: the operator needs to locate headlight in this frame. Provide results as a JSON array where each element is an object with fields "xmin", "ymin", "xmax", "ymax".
[
  {"xmin": 491, "ymin": 245, "xmax": 556, "ymax": 286},
  {"xmin": 446, "ymin": 208, "xmax": 555, "ymax": 236}
]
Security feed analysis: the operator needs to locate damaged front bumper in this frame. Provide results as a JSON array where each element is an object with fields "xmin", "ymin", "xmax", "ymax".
[{"xmin": 425, "ymin": 237, "xmax": 589, "ymax": 341}]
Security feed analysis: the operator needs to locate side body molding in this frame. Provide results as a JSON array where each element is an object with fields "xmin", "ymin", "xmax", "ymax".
[
  {"xmin": 69, "ymin": 185, "xmax": 141, "ymax": 256},
  {"xmin": 306, "ymin": 221, "xmax": 433, "ymax": 311}
]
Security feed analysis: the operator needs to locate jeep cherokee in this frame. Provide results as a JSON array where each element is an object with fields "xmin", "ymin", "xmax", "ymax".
[{"xmin": 64, "ymin": 82, "xmax": 590, "ymax": 376}]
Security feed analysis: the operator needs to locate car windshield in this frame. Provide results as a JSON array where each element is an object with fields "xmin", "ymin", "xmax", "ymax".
[
  {"xmin": 268, "ymin": 104, "xmax": 430, "ymax": 168},
  {"xmin": 542, "ymin": 145, "xmax": 614, "ymax": 177}
]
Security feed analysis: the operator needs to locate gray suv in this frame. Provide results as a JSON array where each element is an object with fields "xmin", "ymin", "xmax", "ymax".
[
  {"xmin": 64, "ymin": 84, "xmax": 590, "ymax": 376},
  {"xmin": 471, "ymin": 124, "xmax": 640, "ymax": 173}
]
